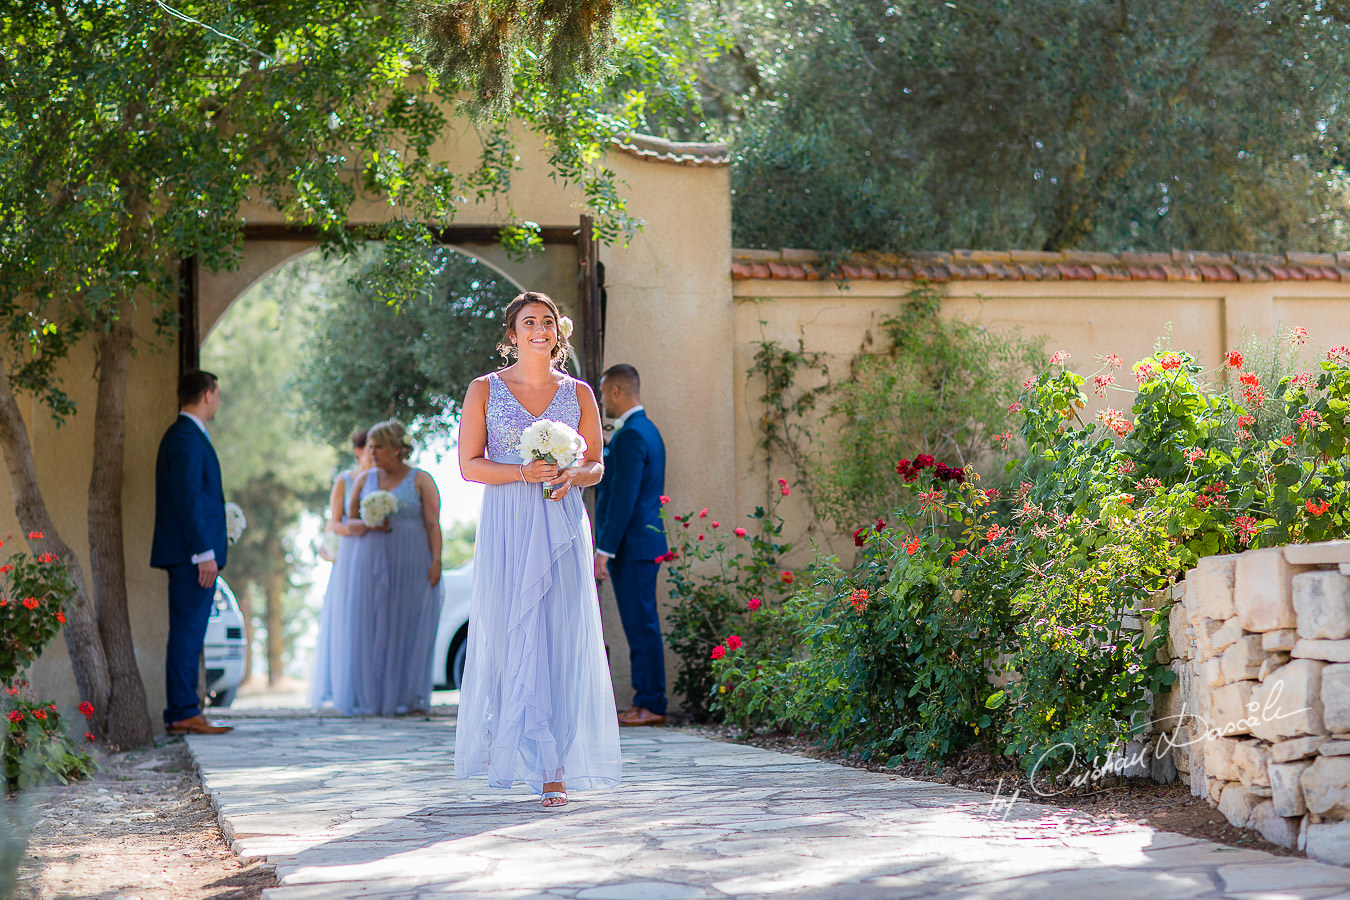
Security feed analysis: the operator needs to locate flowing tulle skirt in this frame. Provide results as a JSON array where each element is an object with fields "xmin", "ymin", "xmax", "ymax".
[
  {"xmin": 311, "ymin": 518, "xmax": 442, "ymax": 716},
  {"xmin": 454, "ymin": 479, "xmax": 621, "ymax": 793},
  {"xmin": 371, "ymin": 515, "xmax": 443, "ymax": 715},
  {"xmin": 309, "ymin": 533, "xmax": 382, "ymax": 715}
]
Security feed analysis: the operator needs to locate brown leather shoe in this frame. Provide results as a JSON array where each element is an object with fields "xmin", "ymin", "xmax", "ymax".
[
  {"xmin": 166, "ymin": 714, "xmax": 234, "ymax": 735},
  {"xmin": 618, "ymin": 706, "xmax": 667, "ymax": 727}
]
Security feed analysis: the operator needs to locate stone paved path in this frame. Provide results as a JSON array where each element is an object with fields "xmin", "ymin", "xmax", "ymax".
[{"xmin": 188, "ymin": 715, "xmax": 1350, "ymax": 899}]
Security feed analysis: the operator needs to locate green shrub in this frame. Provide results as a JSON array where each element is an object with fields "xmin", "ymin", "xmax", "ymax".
[
  {"xmin": 1, "ymin": 538, "xmax": 95, "ymax": 791},
  {"xmin": 715, "ymin": 331, "xmax": 1350, "ymax": 773}
]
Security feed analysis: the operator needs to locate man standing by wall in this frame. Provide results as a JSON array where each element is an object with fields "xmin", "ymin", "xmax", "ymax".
[
  {"xmin": 151, "ymin": 370, "xmax": 234, "ymax": 735},
  {"xmin": 593, "ymin": 364, "xmax": 670, "ymax": 726}
]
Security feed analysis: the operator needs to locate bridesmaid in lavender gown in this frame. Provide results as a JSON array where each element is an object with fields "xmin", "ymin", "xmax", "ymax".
[
  {"xmin": 308, "ymin": 428, "xmax": 375, "ymax": 713},
  {"xmin": 346, "ymin": 421, "xmax": 445, "ymax": 716},
  {"xmin": 454, "ymin": 291, "xmax": 620, "ymax": 808}
]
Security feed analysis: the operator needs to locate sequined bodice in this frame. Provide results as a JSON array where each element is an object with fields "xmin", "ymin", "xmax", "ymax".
[{"xmin": 485, "ymin": 372, "xmax": 581, "ymax": 463}]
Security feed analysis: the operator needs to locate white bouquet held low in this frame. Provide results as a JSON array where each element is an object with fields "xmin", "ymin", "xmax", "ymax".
[
  {"xmin": 360, "ymin": 490, "xmax": 399, "ymax": 528},
  {"xmin": 224, "ymin": 502, "xmax": 246, "ymax": 545},
  {"xmin": 519, "ymin": 419, "xmax": 586, "ymax": 499}
]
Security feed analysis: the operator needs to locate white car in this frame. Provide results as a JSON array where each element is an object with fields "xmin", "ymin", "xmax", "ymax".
[
  {"xmin": 432, "ymin": 561, "xmax": 473, "ymax": 689},
  {"xmin": 204, "ymin": 577, "xmax": 247, "ymax": 708}
]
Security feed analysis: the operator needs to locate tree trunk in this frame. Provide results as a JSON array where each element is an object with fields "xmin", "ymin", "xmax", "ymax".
[
  {"xmin": 237, "ymin": 580, "xmax": 255, "ymax": 684},
  {"xmin": 0, "ymin": 365, "xmax": 112, "ymax": 735},
  {"xmin": 264, "ymin": 557, "xmax": 284, "ymax": 687},
  {"xmin": 87, "ymin": 321, "xmax": 154, "ymax": 749}
]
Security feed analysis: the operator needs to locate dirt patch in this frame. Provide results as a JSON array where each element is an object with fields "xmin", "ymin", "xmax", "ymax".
[
  {"xmin": 681, "ymin": 722, "xmax": 1301, "ymax": 858},
  {"xmin": 12, "ymin": 737, "xmax": 275, "ymax": 900}
]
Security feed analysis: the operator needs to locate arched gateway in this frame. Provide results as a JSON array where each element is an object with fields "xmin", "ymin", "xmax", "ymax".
[{"xmin": 23, "ymin": 130, "xmax": 733, "ymax": 719}]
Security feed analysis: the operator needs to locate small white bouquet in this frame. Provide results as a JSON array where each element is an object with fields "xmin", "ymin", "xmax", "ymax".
[
  {"xmin": 224, "ymin": 502, "xmax": 246, "ymax": 545},
  {"xmin": 360, "ymin": 490, "xmax": 399, "ymax": 528},
  {"xmin": 519, "ymin": 419, "xmax": 586, "ymax": 499}
]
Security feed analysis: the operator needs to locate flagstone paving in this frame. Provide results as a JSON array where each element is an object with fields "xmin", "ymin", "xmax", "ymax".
[{"xmin": 187, "ymin": 714, "xmax": 1350, "ymax": 900}]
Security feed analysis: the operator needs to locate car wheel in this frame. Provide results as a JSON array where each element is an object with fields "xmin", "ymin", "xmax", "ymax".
[{"xmin": 450, "ymin": 638, "xmax": 468, "ymax": 689}]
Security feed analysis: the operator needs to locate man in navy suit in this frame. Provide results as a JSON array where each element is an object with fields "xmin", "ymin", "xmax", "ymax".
[
  {"xmin": 150, "ymin": 370, "xmax": 233, "ymax": 735},
  {"xmin": 593, "ymin": 364, "xmax": 670, "ymax": 726}
]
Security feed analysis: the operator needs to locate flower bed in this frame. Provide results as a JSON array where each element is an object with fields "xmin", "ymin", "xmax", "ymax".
[{"xmin": 667, "ymin": 330, "xmax": 1350, "ymax": 794}]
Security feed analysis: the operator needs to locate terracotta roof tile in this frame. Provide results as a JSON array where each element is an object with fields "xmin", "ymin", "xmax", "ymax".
[
  {"xmin": 730, "ymin": 249, "xmax": 1350, "ymax": 283},
  {"xmin": 612, "ymin": 133, "xmax": 729, "ymax": 167}
]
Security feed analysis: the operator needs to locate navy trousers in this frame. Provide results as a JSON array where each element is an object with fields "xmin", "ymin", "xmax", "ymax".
[
  {"xmin": 164, "ymin": 564, "xmax": 214, "ymax": 726},
  {"xmin": 610, "ymin": 554, "xmax": 666, "ymax": 715}
]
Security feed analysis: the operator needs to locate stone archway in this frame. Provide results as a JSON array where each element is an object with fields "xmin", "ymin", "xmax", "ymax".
[{"xmin": 22, "ymin": 128, "xmax": 735, "ymax": 719}]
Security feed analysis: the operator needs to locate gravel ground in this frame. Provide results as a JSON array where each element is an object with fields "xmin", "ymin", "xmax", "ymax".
[{"xmin": 11, "ymin": 737, "xmax": 275, "ymax": 900}]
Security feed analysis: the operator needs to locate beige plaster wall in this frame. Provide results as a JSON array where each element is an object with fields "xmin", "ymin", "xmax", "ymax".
[
  {"xmin": 11, "ymin": 302, "xmax": 179, "ymax": 720},
  {"xmin": 731, "ymin": 278, "xmax": 1350, "ymax": 561}
]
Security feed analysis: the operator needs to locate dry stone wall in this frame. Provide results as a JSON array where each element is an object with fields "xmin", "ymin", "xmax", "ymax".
[{"xmin": 1155, "ymin": 540, "xmax": 1350, "ymax": 863}]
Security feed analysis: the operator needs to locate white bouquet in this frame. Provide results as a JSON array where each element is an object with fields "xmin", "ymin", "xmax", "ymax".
[
  {"xmin": 360, "ymin": 489, "xmax": 398, "ymax": 527},
  {"xmin": 224, "ymin": 502, "xmax": 246, "ymax": 545},
  {"xmin": 519, "ymin": 419, "xmax": 586, "ymax": 499}
]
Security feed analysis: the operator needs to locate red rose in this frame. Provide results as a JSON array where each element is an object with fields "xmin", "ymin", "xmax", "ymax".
[
  {"xmin": 698, "ymin": 508, "xmax": 708, "ymax": 518},
  {"xmin": 853, "ymin": 528, "xmax": 867, "ymax": 547},
  {"xmin": 659, "ymin": 495, "xmax": 671, "ymax": 505},
  {"xmin": 710, "ymin": 644, "xmax": 726, "ymax": 660},
  {"xmin": 780, "ymin": 571, "xmax": 795, "ymax": 585},
  {"xmin": 747, "ymin": 597, "xmax": 762, "ymax": 611},
  {"xmin": 726, "ymin": 635, "xmax": 743, "ymax": 650},
  {"xmin": 710, "ymin": 521, "xmax": 719, "ymax": 528},
  {"xmin": 734, "ymin": 527, "xmax": 747, "ymax": 537},
  {"xmin": 777, "ymin": 478, "xmax": 790, "ymax": 496}
]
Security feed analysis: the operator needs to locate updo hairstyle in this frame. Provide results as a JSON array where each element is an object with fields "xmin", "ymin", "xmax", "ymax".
[
  {"xmin": 367, "ymin": 420, "xmax": 414, "ymax": 461},
  {"xmin": 496, "ymin": 291, "xmax": 574, "ymax": 370}
]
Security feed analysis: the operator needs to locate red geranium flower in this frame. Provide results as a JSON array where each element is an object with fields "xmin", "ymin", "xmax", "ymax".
[
  {"xmin": 1282, "ymin": 435, "xmax": 1295, "ymax": 447},
  {"xmin": 85, "ymin": 732, "xmax": 95, "ymax": 742},
  {"xmin": 55, "ymin": 611, "xmax": 66, "ymax": 624},
  {"xmin": 33, "ymin": 709, "xmax": 46, "ymax": 720},
  {"xmin": 848, "ymin": 589, "xmax": 869, "ymax": 613},
  {"xmin": 659, "ymin": 495, "xmax": 671, "ymax": 505},
  {"xmin": 1225, "ymin": 350, "xmax": 1244, "ymax": 368},
  {"xmin": 780, "ymin": 571, "xmax": 795, "ymax": 585},
  {"xmin": 79, "ymin": 701, "xmax": 94, "ymax": 719},
  {"xmin": 1307, "ymin": 499, "xmax": 1331, "ymax": 517},
  {"xmin": 7, "ymin": 711, "xmax": 22, "ymax": 723},
  {"xmin": 904, "ymin": 536, "xmax": 920, "ymax": 555},
  {"xmin": 26, "ymin": 531, "xmax": 43, "ymax": 540},
  {"xmin": 1239, "ymin": 371, "xmax": 1260, "ymax": 388},
  {"xmin": 22, "ymin": 597, "xmax": 38, "ymax": 610},
  {"xmin": 0, "ymin": 565, "xmax": 11, "ymax": 574},
  {"xmin": 37, "ymin": 552, "xmax": 56, "ymax": 564},
  {"xmin": 950, "ymin": 549, "xmax": 968, "ymax": 564}
]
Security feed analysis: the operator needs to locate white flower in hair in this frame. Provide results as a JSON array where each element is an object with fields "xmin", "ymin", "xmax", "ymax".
[{"xmin": 558, "ymin": 315, "xmax": 574, "ymax": 340}]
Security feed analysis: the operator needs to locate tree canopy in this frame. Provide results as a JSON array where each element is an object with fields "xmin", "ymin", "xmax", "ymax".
[{"xmin": 644, "ymin": 0, "xmax": 1350, "ymax": 254}]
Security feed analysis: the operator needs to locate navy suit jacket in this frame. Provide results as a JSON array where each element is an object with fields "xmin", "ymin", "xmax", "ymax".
[
  {"xmin": 595, "ymin": 410, "xmax": 668, "ymax": 562},
  {"xmin": 150, "ymin": 415, "xmax": 228, "ymax": 570}
]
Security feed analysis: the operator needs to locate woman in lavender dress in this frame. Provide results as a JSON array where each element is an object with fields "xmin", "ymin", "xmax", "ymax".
[
  {"xmin": 309, "ymin": 428, "xmax": 375, "ymax": 713},
  {"xmin": 454, "ymin": 291, "xmax": 619, "ymax": 808},
  {"xmin": 346, "ymin": 421, "xmax": 445, "ymax": 716}
]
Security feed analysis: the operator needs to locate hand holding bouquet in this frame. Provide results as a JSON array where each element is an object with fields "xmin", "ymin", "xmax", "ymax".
[
  {"xmin": 519, "ymin": 420, "xmax": 586, "ymax": 499},
  {"xmin": 360, "ymin": 490, "xmax": 398, "ymax": 528},
  {"xmin": 224, "ymin": 502, "xmax": 247, "ymax": 545}
]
